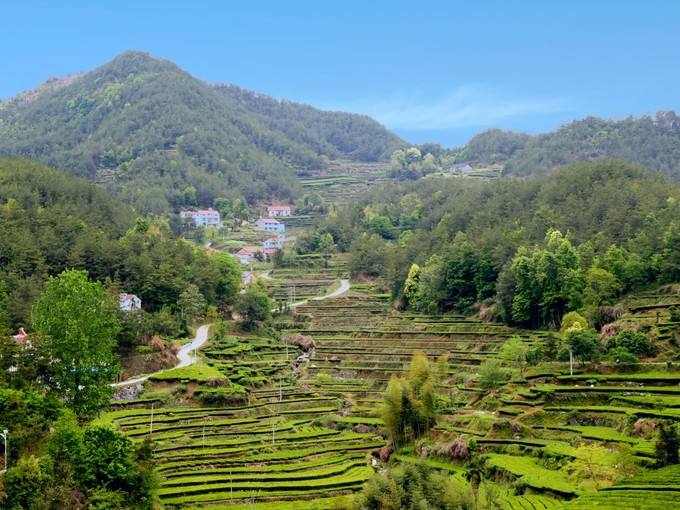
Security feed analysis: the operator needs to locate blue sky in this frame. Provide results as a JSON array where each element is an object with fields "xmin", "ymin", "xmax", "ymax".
[{"xmin": 3, "ymin": 1, "xmax": 680, "ymax": 146}]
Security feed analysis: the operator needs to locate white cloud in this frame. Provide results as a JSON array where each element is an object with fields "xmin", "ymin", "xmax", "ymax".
[{"xmin": 325, "ymin": 85, "xmax": 570, "ymax": 131}]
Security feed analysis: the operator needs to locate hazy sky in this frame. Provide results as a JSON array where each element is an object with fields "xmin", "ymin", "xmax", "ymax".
[{"xmin": 4, "ymin": 1, "xmax": 680, "ymax": 146}]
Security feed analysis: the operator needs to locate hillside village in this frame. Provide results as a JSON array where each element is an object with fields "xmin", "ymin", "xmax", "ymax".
[{"xmin": 3, "ymin": 13, "xmax": 680, "ymax": 509}]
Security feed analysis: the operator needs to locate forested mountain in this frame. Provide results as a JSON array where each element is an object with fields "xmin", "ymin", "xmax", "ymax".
[
  {"xmin": 457, "ymin": 112, "xmax": 680, "ymax": 180},
  {"xmin": 0, "ymin": 51, "xmax": 403, "ymax": 213}
]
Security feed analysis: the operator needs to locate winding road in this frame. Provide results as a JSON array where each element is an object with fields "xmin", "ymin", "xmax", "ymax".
[
  {"xmin": 112, "ymin": 325, "xmax": 211, "ymax": 388},
  {"xmin": 112, "ymin": 279, "xmax": 350, "ymax": 388}
]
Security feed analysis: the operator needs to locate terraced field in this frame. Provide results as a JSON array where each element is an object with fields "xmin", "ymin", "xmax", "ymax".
[
  {"xmin": 265, "ymin": 258, "xmax": 348, "ymax": 304},
  {"xmin": 104, "ymin": 275, "xmax": 680, "ymax": 508}
]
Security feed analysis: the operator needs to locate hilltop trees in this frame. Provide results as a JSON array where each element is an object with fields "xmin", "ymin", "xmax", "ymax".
[{"xmin": 32, "ymin": 270, "xmax": 120, "ymax": 417}]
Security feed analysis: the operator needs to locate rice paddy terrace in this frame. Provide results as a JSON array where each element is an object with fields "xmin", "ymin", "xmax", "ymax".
[{"xmin": 103, "ymin": 276, "xmax": 680, "ymax": 508}]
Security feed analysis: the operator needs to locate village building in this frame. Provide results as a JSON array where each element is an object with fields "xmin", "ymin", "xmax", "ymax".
[
  {"xmin": 262, "ymin": 236, "xmax": 284, "ymax": 250},
  {"xmin": 235, "ymin": 246, "xmax": 260, "ymax": 265},
  {"xmin": 267, "ymin": 204, "xmax": 292, "ymax": 217},
  {"xmin": 180, "ymin": 208, "xmax": 222, "ymax": 227},
  {"xmin": 119, "ymin": 293, "xmax": 142, "ymax": 312},
  {"xmin": 255, "ymin": 217, "xmax": 285, "ymax": 234}
]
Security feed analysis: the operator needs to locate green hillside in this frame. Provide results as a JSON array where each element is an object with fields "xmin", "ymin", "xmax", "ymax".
[
  {"xmin": 0, "ymin": 51, "xmax": 403, "ymax": 213},
  {"xmin": 457, "ymin": 112, "xmax": 680, "ymax": 180}
]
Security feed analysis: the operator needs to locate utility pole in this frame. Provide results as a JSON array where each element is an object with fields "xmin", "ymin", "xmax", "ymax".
[
  {"xmin": 569, "ymin": 348, "xmax": 574, "ymax": 376},
  {"xmin": 149, "ymin": 404, "xmax": 154, "ymax": 436},
  {"xmin": 1, "ymin": 428, "xmax": 8, "ymax": 474}
]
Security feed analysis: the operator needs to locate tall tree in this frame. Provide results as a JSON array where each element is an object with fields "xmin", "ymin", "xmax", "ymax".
[{"xmin": 32, "ymin": 270, "xmax": 120, "ymax": 417}]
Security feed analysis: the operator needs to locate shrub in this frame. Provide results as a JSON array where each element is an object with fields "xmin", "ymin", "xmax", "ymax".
[
  {"xmin": 351, "ymin": 461, "xmax": 474, "ymax": 510},
  {"xmin": 195, "ymin": 384, "xmax": 248, "ymax": 405},
  {"xmin": 2, "ymin": 455, "xmax": 53, "ymax": 509},
  {"xmin": 478, "ymin": 359, "xmax": 510, "ymax": 390},
  {"xmin": 607, "ymin": 346, "xmax": 639, "ymax": 366},
  {"xmin": 88, "ymin": 489, "xmax": 126, "ymax": 510},
  {"xmin": 590, "ymin": 305, "xmax": 623, "ymax": 331},
  {"xmin": 560, "ymin": 311, "xmax": 589, "ymax": 334},
  {"xmin": 669, "ymin": 306, "xmax": 680, "ymax": 323},
  {"xmin": 609, "ymin": 330, "xmax": 656, "ymax": 357},
  {"xmin": 235, "ymin": 282, "xmax": 272, "ymax": 330},
  {"xmin": 498, "ymin": 336, "xmax": 529, "ymax": 372},
  {"xmin": 566, "ymin": 329, "xmax": 600, "ymax": 363}
]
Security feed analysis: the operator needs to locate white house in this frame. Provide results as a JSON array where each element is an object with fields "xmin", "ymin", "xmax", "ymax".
[
  {"xmin": 180, "ymin": 208, "xmax": 221, "ymax": 227},
  {"xmin": 262, "ymin": 236, "xmax": 284, "ymax": 250},
  {"xmin": 255, "ymin": 218, "xmax": 285, "ymax": 234},
  {"xmin": 267, "ymin": 204, "xmax": 292, "ymax": 217},
  {"xmin": 119, "ymin": 293, "xmax": 142, "ymax": 312}
]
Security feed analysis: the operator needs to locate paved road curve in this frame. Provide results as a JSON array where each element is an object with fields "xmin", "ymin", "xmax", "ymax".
[
  {"xmin": 112, "ymin": 279, "xmax": 350, "ymax": 388},
  {"xmin": 112, "ymin": 324, "xmax": 210, "ymax": 388}
]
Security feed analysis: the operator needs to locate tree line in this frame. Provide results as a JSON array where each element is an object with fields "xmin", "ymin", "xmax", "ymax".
[{"xmin": 311, "ymin": 160, "xmax": 680, "ymax": 328}]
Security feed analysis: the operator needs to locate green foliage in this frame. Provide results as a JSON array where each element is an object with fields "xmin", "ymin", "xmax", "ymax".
[
  {"xmin": 178, "ymin": 283, "xmax": 206, "ymax": 323},
  {"xmin": 498, "ymin": 336, "xmax": 529, "ymax": 371},
  {"xmin": 32, "ymin": 270, "xmax": 120, "ymax": 417},
  {"xmin": 330, "ymin": 160, "xmax": 673, "ymax": 319},
  {"xmin": 565, "ymin": 329, "xmax": 600, "ymax": 364},
  {"xmin": 0, "ymin": 159, "xmax": 241, "ymax": 335},
  {"xmin": 409, "ymin": 235, "xmax": 496, "ymax": 313},
  {"xmin": 560, "ymin": 311, "xmax": 589, "ymax": 335},
  {"xmin": 608, "ymin": 330, "xmax": 656, "ymax": 357},
  {"xmin": 2, "ymin": 454, "xmax": 53, "ymax": 509},
  {"xmin": 502, "ymin": 230, "xmax": 584, "ymax": 327},
  {"xmin": 0, "ymin": 387, "xmax": 61, "ymax": 461},
  {"xmin": 607, "ymin": 346, "xmax": 639, "ymax": 365},
  {"xmin": 351, "ymin": 461, "xmax": 474, "ymax": 510},
  {"xmin": 402, "ymin": 264, "xmax": 421, "ymax": 308},
  {"xmin": 235, "ymin": 282, "xmax": 272, "ymax": 330},
  {"xmin": 381, "ymin": 352, "xmax": 437, "ymax": 446},
  {"xmin": 478, "ymin": 359, "xmax": 511, "ymax": 390},
  {"xmin": 389, "ymin": 147, "xmax": 442, "ymax": 181},
  {"xmin": 349, "ymin": 233, "xmax": 388, "ymax": 276},
  {"xmin": 584, "ymin": 267, "xmax": 621, "ymax": 306}
]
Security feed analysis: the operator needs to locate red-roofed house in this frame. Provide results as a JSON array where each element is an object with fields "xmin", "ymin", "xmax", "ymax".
[{"xmin": 235, "ymin": 246, "xmax": 260, "ymax": 265}]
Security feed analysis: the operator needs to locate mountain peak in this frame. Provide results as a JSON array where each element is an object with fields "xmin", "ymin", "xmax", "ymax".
[{"xmin": 96, "ymin": 50, "xmax": 182, "ymax": 78}]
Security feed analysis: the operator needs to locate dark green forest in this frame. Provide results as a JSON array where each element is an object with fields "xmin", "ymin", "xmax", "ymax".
[
  {"xmin": 315, "ymin": 160, "xmax": 680, "ymax": 327},
  {"xmin": 456, "ymin": 112, "xmax": 680, "ymax": 180},
  {"xmin": 0, "ymin": 51, "xmax": 403, "ymax": 214}
]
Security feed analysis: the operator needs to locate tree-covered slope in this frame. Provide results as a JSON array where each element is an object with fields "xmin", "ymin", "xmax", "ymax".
[
  {"xmin": 457, "ymin": 112, "xmax": 680, "ymax": 180},
  {"xmin": 0, "ymin": 158, "xmax": 240, "ymax": 328},
  {"xmin": 0, "ymin": 51, "xmax": 403, "ymax": 213}
]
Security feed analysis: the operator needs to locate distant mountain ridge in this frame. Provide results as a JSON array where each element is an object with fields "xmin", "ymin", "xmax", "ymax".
[
  {"xmin": 457, "ymin": 111, "xmax": 680, "ymax": 180},
  {"xmin": 0, "ymin": 51, "xmax": 403, "ymax": 213}
]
